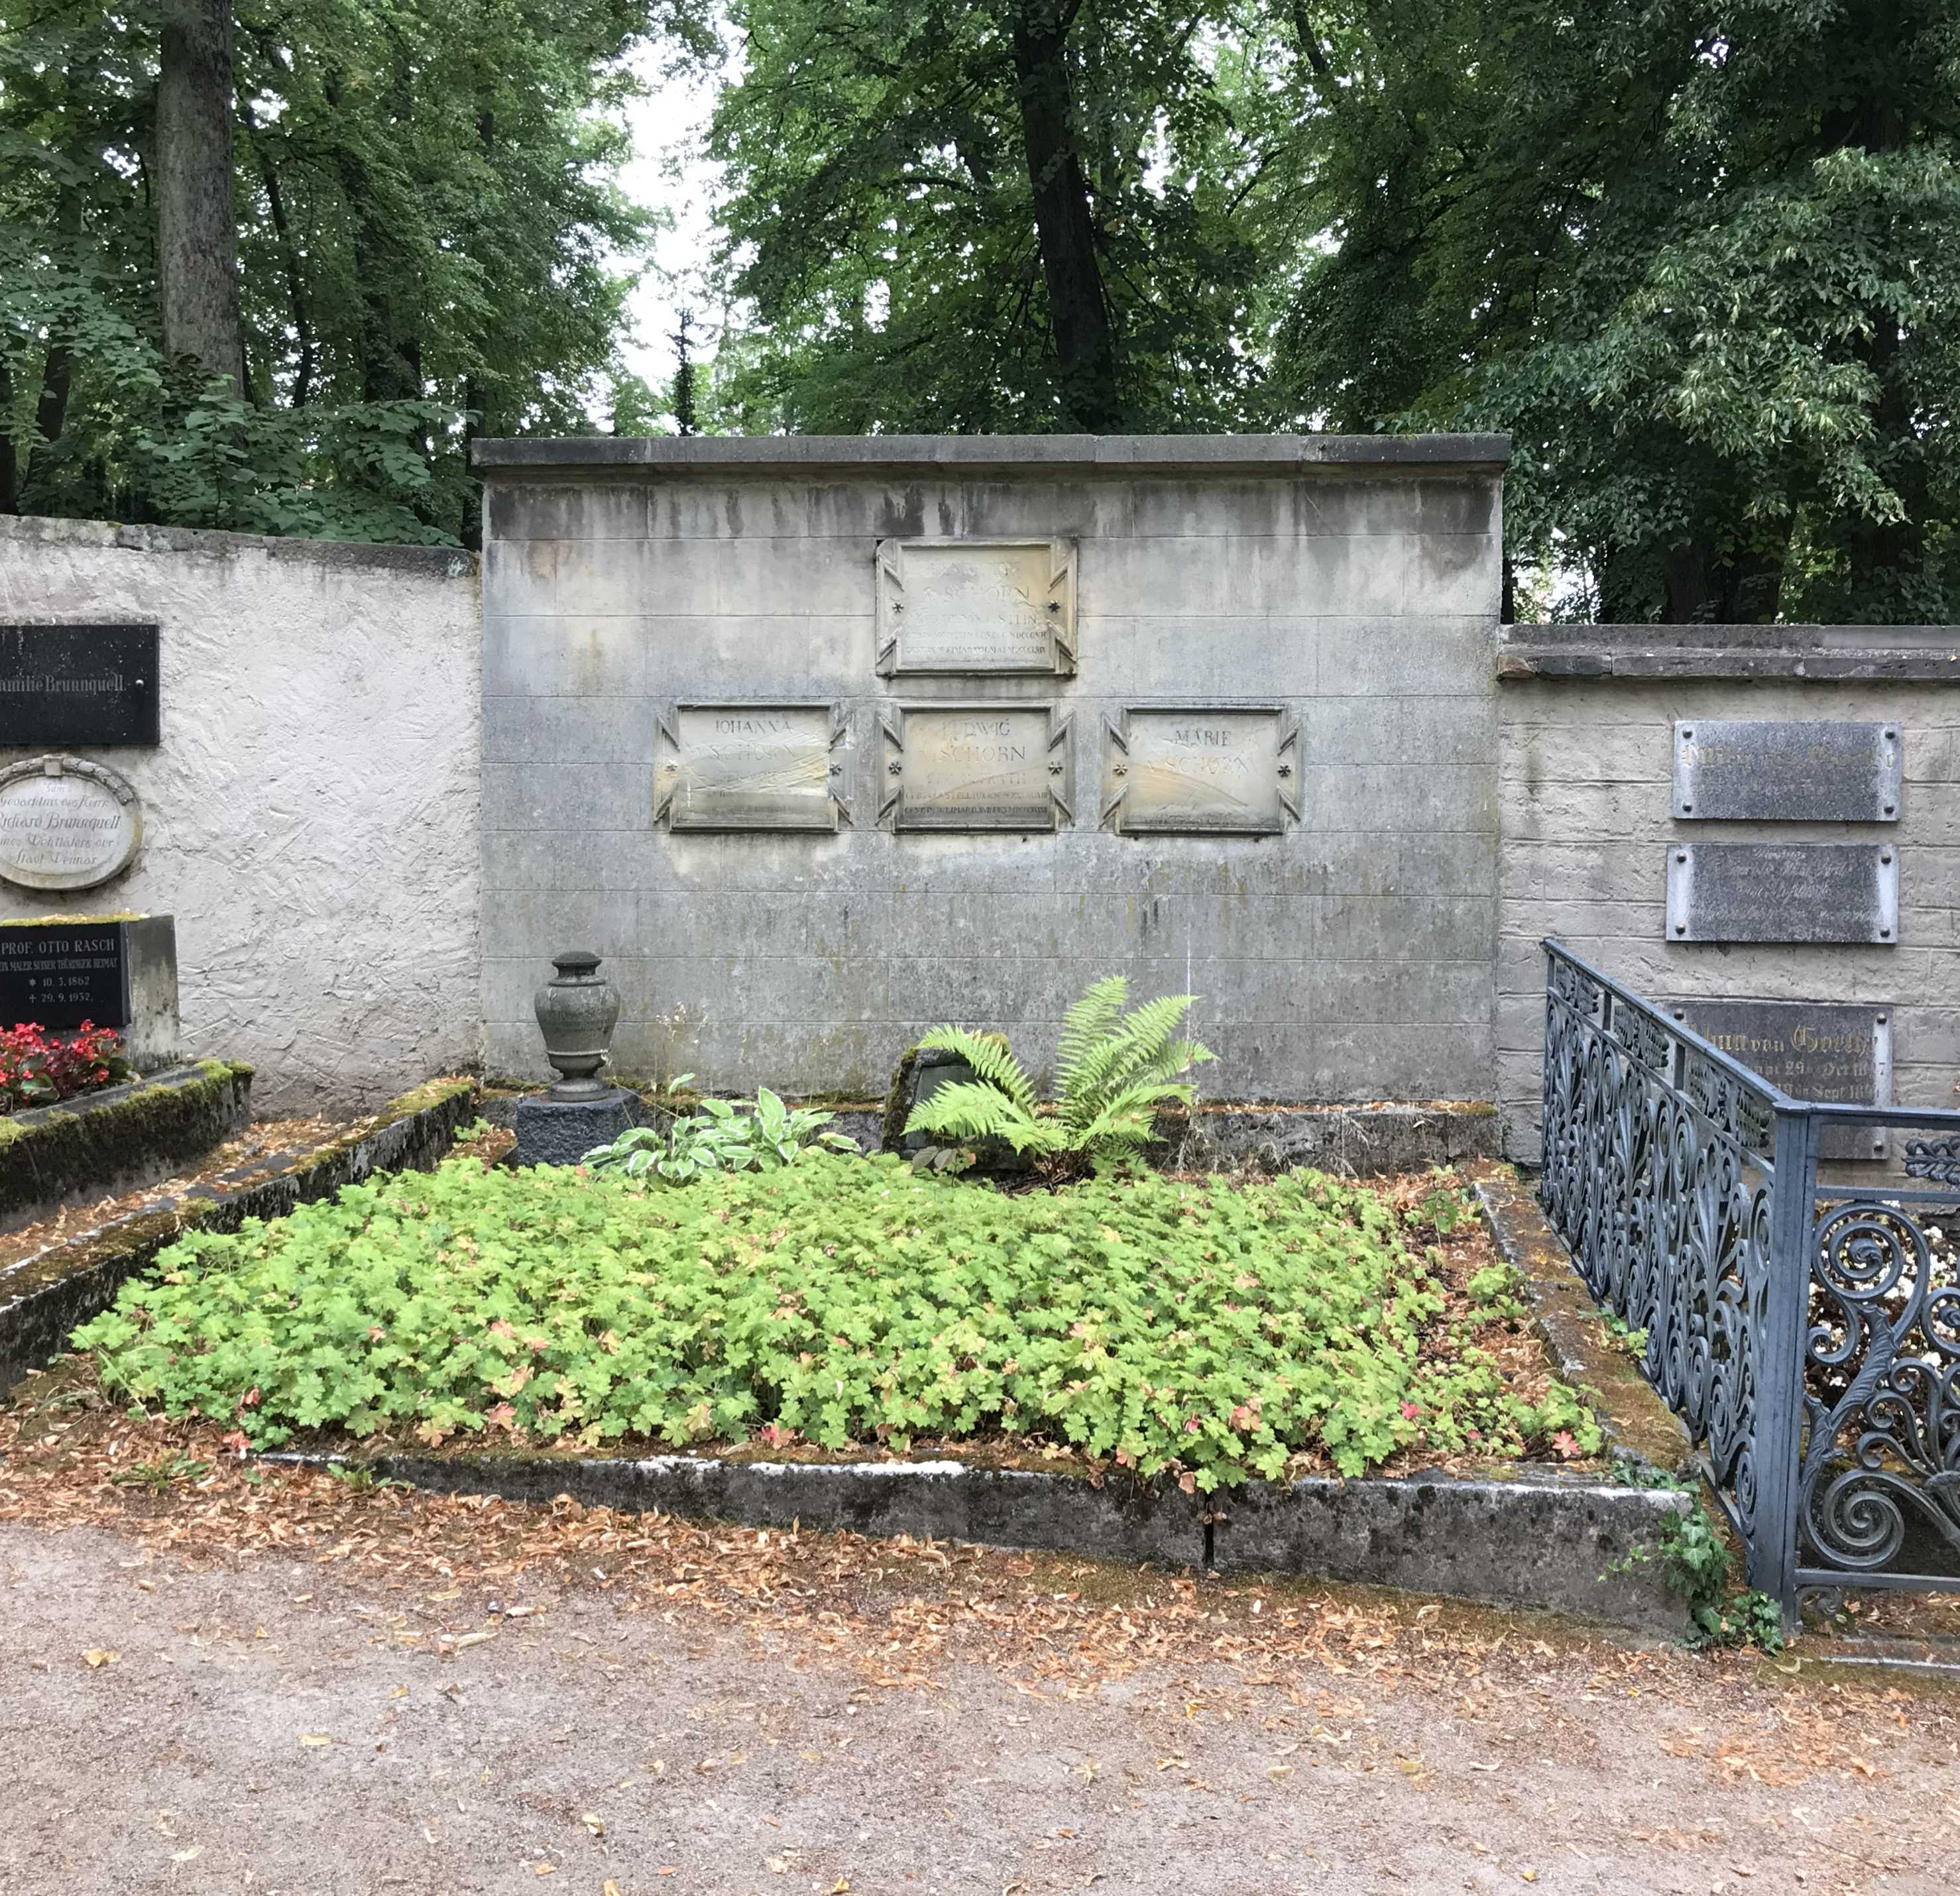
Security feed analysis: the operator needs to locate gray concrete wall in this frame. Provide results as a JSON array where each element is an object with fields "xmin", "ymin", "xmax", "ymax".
[
  {"xmin": 0, "ymin": 516, "xmax": 481, "ymax": 1111},
  {"xmin": 1498, "ymin": 630, "xmax": 1960, "ymax": 1159},
  {"xmin": 475, "ymin": 436, "xmax": 1507, "ymax": 1101}
]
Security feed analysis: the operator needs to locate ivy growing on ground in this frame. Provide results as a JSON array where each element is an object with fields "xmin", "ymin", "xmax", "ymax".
[{"xmin": 75, "ymin": 1154, "xmax": 1601, "ymax": 1488}]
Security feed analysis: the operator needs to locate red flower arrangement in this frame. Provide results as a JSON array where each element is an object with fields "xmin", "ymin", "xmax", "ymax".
[{"xmin": 0, "ymin": 1021, "xmax": 133, "ymax": 1112}]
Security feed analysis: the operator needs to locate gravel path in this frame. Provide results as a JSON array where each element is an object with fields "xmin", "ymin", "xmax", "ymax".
[{"xmin": 0, "ymin": 1520, "xmax": 1951, "ymax": 1896}]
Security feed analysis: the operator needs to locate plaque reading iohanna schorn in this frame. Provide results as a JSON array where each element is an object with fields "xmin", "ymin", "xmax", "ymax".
[
  {"xmin": 0, "ymin": 755, "xmax": 142, "ymax": 892},
  {"xmin": 1669, "ymin": 999, "xmax": 1892, "ymax": 1160},
  {"xmin": 654, "ymin": 704, "xmax": 847, "ymax": 831},
  {"xmin": 0, "ymin": 624, "xmax": 158, "ymax": 746},
  {"xmin": 876, "ymin": 539, "xmax": 1076, "ymax": 676},
  {"xmin": 1673, "ymin": 719, "xmax": 1901, "ymax": 822},
  {"xmin": 1666, "ymin": 842, "xmax": 1898, "ymax": 944}
]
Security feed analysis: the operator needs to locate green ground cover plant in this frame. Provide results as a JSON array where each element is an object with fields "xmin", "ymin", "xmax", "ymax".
[{"xmin": 74, "ymin": 1153, "xmax": 1600, "ymax": 1489}]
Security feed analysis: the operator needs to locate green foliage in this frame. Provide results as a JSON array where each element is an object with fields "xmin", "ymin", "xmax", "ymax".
[
  {"xmin": 75, "ymin": 1153, "xmax": 1602, "ymax": 1486},
  {"xmin": 1602, "ymin": 1312, "xmax": 1650, "ymax": 1359},
  {"xmin": 581, "ymin": 1088, "xmax": 856, "ymax": 1182},
  {"xmin": 323, "ymin": 1461, "xmax": 404, "ymax": 1494},
  {"xmin": 1621, "ymin": 1494, "xmax": 1787, "ymax": 1652},
  {"xmin": 905, "ymin": 975, "xmax": 1214, "ymax": 1168},
  {"xmin": 109, "ymin": 1451, "xmax": 211, "ymax": 1494},
  {"xmin": 1466, "ymin": 1264, "xmax": 1526, "ymax": 1317},
  {"xmin": 1, "ymin": 0, "xmax": 707, "ymax": 538}
]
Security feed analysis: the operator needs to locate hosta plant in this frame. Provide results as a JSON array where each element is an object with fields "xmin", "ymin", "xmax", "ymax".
[
  {"xmin": 582, "ymin": 1087, "xmax": 856, "ymax": 1182},
  {"xmin": 905, "ymin": 974, "xmax": 1214, "ymax": 1169}
]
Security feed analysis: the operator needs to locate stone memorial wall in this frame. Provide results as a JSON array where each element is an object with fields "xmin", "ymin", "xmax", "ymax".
[{"xmin": 477, "ymin": 435, "xmax": 1507, "ymax": 1100}]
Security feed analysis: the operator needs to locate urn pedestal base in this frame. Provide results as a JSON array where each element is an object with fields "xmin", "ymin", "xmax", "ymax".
[{"xmin": 513, "ymin": 1086, "xmax": 640, "ymax": 1168}]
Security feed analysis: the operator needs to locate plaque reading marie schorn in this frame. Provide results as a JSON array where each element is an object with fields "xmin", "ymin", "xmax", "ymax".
[{"xmin": 0, "ymin": 625, "xmax": 159, "ymax": 746}]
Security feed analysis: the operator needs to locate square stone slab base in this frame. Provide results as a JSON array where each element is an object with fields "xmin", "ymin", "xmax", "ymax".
[{"xmin": 513, "ymin": 1087, "xmax": 641, "ymax": 1167}]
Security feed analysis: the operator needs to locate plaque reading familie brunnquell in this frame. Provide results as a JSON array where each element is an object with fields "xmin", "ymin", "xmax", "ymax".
[
  {"xmin": 1668, "ymin": 998, "xmax": 1892, "ymax": 1160},
  {"xmin": 1102, "ymin": 707, "xmax": 1299, "ymax": 835},
  {"xmin": 654, "ymin": 704, "xmax": 848, "ymax": 832},
  {"xmin": 1666, "ymin": 842, "xmax": 1898, "ymax": 944},
  {"xmin": 0, "ymin": 624, "xmax": 159, "ymax": 748},
  {"xmin": 1673, "ymin": 719, "xmax": 1902, "ymax": 822},
  {"xmin": 0, "ymin": 755, "xmax": 142, "ymax": 892},
  {"xmin": 880, "ymin": 706, "xmax": 1070, "ymax": 831},
  {"xmin": 875, "ymin": 539, "xmax": 1076, "ymax": 677}
]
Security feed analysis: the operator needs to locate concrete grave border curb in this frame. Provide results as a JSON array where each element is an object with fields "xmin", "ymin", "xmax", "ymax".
[
  {"xmin": 0, "ymin": 1075, "xmax": 479, "ymax": 1397},
  {"xmin": 260, "ymin": 1447, "xmax": 1692, "ymax": 1635}
]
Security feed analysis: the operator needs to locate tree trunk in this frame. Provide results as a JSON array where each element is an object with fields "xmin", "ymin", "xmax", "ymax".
[
  {"xmin": 1008, "ymin": 0, "xmax": 1120, "ymax": 431},
  {"xmin": 156, "ymin": 0, "xmax": 244, "ymax": 390},
  {"xmin": 0, "ymin": 359, "xmax": 17, "ymax": 515},
  {"xmin": 239, "ymin": 95, "xmax": 314, "ymax": 406}
]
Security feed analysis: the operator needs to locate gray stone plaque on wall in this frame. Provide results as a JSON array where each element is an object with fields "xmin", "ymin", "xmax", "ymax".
[
  {"xmin": 1101, "ymin": 707, "xmax": 1299, "ymax": 834},
  {"xmin": 0, "ymin": 754, "xmax": 143, "ymax": 891},
  {"xmin": 876, "ymin": 538, "xmax": 1076, "ymax": 676},
  {"xmin": 880, "ymin": 705, "xmax": 1070, "ymax": 831},
  {"xmin": 1668, "ymin": 999, "xmax": 1892, "ymax": 1160},
  {"xmin": 1673, "ymin": 719, "xmax": 1902, "ymax": 821},
  {"xmin": 1665, "ymin": 842, "xmax": 1898, "ymax": 944},
  {"xmin": 655, "ymin": 703, "xmax": 849, "ymax": 831}
]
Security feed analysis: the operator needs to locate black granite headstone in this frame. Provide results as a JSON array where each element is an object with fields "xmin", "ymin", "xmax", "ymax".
[
  {"xmin": 0, "ymin": 624, "xmax": 159, "ymax": 746},
  {"xmin": 0, "ymin": 921, "xmax": 135, "ymax": 1026}
]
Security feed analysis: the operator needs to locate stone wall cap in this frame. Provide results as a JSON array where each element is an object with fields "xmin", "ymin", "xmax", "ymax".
[
  {"xmin": 471, "ymin": 432, "xmax": 1513, "ymax": 474},
  {"xmin": 0, "ymin": 513, "xmax": 479, "ymax": 580},
  {"xmin": 1500, "ymin": 623, "xmax": 1960, "ymax": 683}
]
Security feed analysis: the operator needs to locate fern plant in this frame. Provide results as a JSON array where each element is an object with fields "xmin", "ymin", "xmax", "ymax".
[{"xmin": 904, "ymin": 975, "xmax": 1214, "ymax": 1168}]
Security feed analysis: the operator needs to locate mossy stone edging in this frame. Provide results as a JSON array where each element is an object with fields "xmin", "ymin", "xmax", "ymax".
[
  {"xmin": 259, "ymin": 1448, "xmax": 1691, "ymax": 1634},
  {"xmin": 0, "ymin": 1076, "xmax": 479, "ymax": 1398},
  {"xmin": 0, "ymin": 1059, "xmax": 253, "ymax": 1235}
]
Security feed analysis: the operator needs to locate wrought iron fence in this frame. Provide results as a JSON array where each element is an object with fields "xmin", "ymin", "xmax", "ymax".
[{"xmin": 1540, "ymin": 940, "xmax": 1960, "ymax": 1616}]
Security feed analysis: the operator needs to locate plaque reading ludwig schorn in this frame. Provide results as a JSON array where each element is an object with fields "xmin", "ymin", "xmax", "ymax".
[
  {"xmin": 0, "ymin": 755, "xmax": 142, "ymax": 892},
  {"xmin": 1102, "ymin": 708, "xmax": 1298, "ymax": 835},
  {"xmin": 1666, "ymin": 842, "xmax": 1898, "ymax": 944},
  {"xmin": 1668, "ymin": 998, "xmax": 1892, "ymax": 1160},
  {"xmin": 876, "ymin": 539, "xmax": 1076, "ymax": 676},
  {"xmin": 0, "ymin": 624, "xmax": 158, "ymax": 747},
  {"xmin": 654, "ymin": 704, "xmax": 848, "ymax": 832},
  {"xmin": 880, "ymin": 706, "xmax": 1069, "ymax": 831},
  {"xmin": 1673, "ymin": 720, "xmax": 1902, "ymax": 822}
]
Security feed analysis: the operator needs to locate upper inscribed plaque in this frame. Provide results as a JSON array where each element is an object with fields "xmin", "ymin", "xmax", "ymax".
[
  {"xmin": 876, "ymin": 539, "xmax": 1076, "ymax": 676},
  {"xmin": 655, "ymin": 703, "xmax": 849, "ymax": 832},
  {"xmin": 1673, "ymin": 720, "xmax": 1902, "ymax": 822},
  {"xmin": 880, "ymin": 705, "xmax": 1071, "ymax": 831},
  {"xmin": 1101, "ymin": 708, "xmax": 1298, "ymax": 835}
]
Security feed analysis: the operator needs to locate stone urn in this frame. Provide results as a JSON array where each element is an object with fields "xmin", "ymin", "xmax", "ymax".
[{"xmin": 533, "ymin": 949, "xmax": 620, "ymax": 1101}]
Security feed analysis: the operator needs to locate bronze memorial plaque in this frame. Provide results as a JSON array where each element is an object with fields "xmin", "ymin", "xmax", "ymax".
[
  {"xmin": 1101, "ymin": 707, "xmax": 1298, "ymax": 835},
  {"xmin": 655, "ymin": 703, "xmax": 848, "ymax": 831},
  {"xmin": 1668, "ymin": 999, "xmax": 1892, "ymax": 1160},
  {"xmin": 880, "ymin": 705, "xmax": 1070, "ymax": 831},
  {"xmin": 876, "ymin": 538, "xmax": 1076, "ymax": 676}
]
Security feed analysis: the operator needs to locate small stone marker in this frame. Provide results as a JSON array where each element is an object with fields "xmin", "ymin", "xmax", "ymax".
[
  {"xmin": 1668, "ymin": 998, "xmax": 1892, "ymax": 1160},
  {"xmin": 1102, "ymin": 708, "xmax": 1298, "ymax": 834},
  {"xmin": 0, "ymin": 755, "xmax": 142, "ymax": 892},
  {"xmin": 1664, "ymin": 842, "xmax": 1898, "ymax": 944},
  {"xmin": 1672, "ymin": 719, "xmax": 1902, "ymax": 822},
  {"xmin": 0, "ymin": 915, "xmax": 180, "ymax": 1068},
  {"xmin": 880, "ymin": 706, "xmax": 1070, "ymax": 830},
  {"xmin": 876, "ymin": 539, "xmax": 1076, "ymax": 676},
  {"xmin": 0, "ymin": 624, "xmax": 159, "ymax": 747}
]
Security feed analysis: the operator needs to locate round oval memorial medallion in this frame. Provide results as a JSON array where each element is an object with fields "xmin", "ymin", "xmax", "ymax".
[{"xmin": 0, "ymin": 754, "xmax": 142, "ymax": 892}]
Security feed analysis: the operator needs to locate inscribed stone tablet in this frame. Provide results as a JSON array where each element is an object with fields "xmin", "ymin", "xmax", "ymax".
[
  {"xmin": 883, "ymin": 706, "xmax": 1065, "ymax": 830},
  {"xmin": 0, "ymin": 624, "xmax": 158, "ymax": 746},
  {"xmin": 1104, "ymin": 708, "xmax": 1296, "ymax": 834},
  {"xmin": 1668, "ymin": 998, "xmax": 1892, "ymax": 1160},
  {"xmin": 656, "ymin": 704, "xmax": 844, "ymax": 831},
  {"xmin": 1665, "ymin": 842, "xmax": 1898, "ymax": 944},
  {"xmin": 876, "ymin": 539, "xmax": 1075, "ymax": 675},
  {"xmin": 0, "ymin": 756, "xmax": 142, "ymax": 891},
  {"xmin": 1672, "ymin": 720, "xmax": 1901, "ymax": 822}
]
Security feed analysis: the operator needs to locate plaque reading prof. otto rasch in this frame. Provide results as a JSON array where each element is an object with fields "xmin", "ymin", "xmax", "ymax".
[
  {"xmin": 876, "ymin": 539, "xmax": 1076, "ymax": 676},
  {"xmin": 654, "ymin": 704, "xmax": 848, "ymax": 831},
  {"xmin": 880, "ymin": 706, "xmax": 1070, "ymax": 831},
  {"xmin": 1668, "ymin": 998, "xmax": 1892, "ymax": 1160},
  {"xmin": 1102, "ymin": 707, "xmax": 1298, "ymax": 834}
]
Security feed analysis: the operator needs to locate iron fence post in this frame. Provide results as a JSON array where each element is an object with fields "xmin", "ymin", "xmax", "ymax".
[{"xmin": 1757, "ymin": 1105, "xmax": 1817, "ymax": 1626}]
